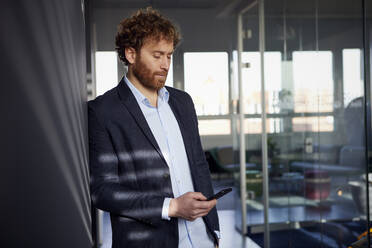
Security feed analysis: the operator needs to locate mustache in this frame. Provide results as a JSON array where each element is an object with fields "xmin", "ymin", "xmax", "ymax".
[{"xmin": 154, "ymin": 72, "xmax": 167, "ymax": 76}]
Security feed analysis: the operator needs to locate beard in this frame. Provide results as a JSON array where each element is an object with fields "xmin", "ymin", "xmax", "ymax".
[{"xmin": 132, "ymin": 56, "xmax": 167, "ymax": 91}]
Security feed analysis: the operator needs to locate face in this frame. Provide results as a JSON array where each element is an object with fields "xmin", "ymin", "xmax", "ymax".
[{"xmin": 131, "ymin": 38, "xmax": 173, "ymax": 91}]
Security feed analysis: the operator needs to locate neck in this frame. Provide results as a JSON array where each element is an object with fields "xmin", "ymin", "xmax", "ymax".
[{"xmin": 127, "ymin": 69, "xmax": 158, "ymax": 107}]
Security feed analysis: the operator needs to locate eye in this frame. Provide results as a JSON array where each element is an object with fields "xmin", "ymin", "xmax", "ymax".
[{"xmin": 153, "ymin": 53, "xmax": 162, "ymax": 59}]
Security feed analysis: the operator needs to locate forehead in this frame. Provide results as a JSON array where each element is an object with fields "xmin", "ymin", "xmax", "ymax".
[{"xmin": 141, "ymin": 38, "xmax": 174, "ymax": 53}]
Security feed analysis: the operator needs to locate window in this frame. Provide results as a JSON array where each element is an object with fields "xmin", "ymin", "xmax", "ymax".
[
  {"xmin": 165, "ymin": 56, "xmax": 174, "ymax": 87},
  {"xmin": 343, "ymin": 49, "xmax": 363, "ymax": 106},
  {"xmin": 292, "ymin": 116, "xmax": 334, "ymax": 132},
  {"xmin": 292, "ymin": 51, "xmax": 334, "ymax": 113},
  {"xmin": 95, "ymin": 51, "xmax": 118, "ymax": 96},
  {"xmin": 95, "ymin": 52, "xmax": 173, "ymax": 96},
  {"xmin": 232, "ymin": 51, "xmax": 283, "ymax": 134},
  {"xmin": 198, "ymin": 120, "xmax": 231, "ymax": 136},
  {"xmin": 240, "ymin": 52, "xmax": 282, "ymax": 114},
  {"xmin": 184, "ymin": 52, "xmax": 229, "ymax": 116},
  {"xmin": 291, "ymin": 51, "xmax": 334, "ymax": 132}
]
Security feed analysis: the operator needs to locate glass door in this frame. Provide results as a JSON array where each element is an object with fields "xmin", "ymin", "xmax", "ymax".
[
  {"xmin": 235, "ymin": 0, "xmax": 371, "ymax": 247},
  {"xmin": 234, "ymin": 0, "xmax": 271, "ymax": 246}
]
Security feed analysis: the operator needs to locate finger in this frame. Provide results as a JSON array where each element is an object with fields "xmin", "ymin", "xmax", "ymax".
[
  {"xmin": 194, "ymin": 199, "xmax": 217, "ymax": 209},
  {"xmin": 187, "ymin": 215, "xmax": 198, "ymax": 221},
  {"xmin": 191, "ymin": 208, "xmax": 209, "ymax": 216},
  {"xmin": 193, "ymin": 205, "xmax": 215, "ymax": 217},
  {"xmin": 186, "ymin": 217, "xmax": 194, "ymax": 221},
  {"xmin": 204, "ymin": 199, "xmax": 217, "ymax": 208},
  {"xmin": 192, "ymin": 210, "xmax": 210, "ymax": 219},
  {"xmin": 183, "ymin": 214, "xmax": 196, "ymax": 222},
  {"xmin": 191, "ymin": 192, "xmax": 207, "ymax": 201},
  {"xmin": 193, "ymin": 200, "xmax": 212, "ymax": 209},
  {"xmin": 209, "ymin": 199, "xmax": 217, "ymax": 207}
]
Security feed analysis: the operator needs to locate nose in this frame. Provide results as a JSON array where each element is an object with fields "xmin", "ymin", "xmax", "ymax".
[{"xmin": 160, "ymin": 57, "xmax": 170, "ymax": 71}]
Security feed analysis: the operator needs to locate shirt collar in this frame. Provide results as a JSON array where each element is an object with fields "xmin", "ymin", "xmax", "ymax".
[
  {"xmin": 124, "ymin": 76, "xmax": 147, "ymax": 104},
  {"xmin": 124, "ymin": 76, "xmax": 169, "ymax": 106},
  {"xmin": 158, "ymin": 87, "xmax": 169, "ymax": 103}
]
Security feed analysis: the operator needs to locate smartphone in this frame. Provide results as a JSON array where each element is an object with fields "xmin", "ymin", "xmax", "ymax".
[{"xmin": 206, "ymin": 187, "xmax": 232, "ymax": 201}]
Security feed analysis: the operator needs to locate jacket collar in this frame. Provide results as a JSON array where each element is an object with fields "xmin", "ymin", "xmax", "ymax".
[
  {"xmin": 116, "ymin": 77, "xmax": 195, "ymax": 169},
  {"xmin": 117, "ymin": 77, "xmax": 167, "ymax": 166}
]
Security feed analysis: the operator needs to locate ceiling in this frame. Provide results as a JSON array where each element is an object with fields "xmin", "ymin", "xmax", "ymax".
[
  {"xmin": 92, "ymin": 0, "xmax": 372, "ymax": 17},
  {"xmin": 92, "ymin": 0, "xmax": 229, "ymax": 9}
]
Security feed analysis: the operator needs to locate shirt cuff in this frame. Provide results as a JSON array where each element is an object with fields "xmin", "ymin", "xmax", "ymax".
[
  {"xmin": 214, "ymin": 230, "xmax": 221, "ymax": 239},
  {"xmin": 162, "ymin": 197, "xmax": 172, "ymax": 220}
]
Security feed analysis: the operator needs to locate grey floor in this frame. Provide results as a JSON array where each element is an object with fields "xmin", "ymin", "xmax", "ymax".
[{"xmin": 98, "ymin": 178, "xmax": 260, "ymax": 248}]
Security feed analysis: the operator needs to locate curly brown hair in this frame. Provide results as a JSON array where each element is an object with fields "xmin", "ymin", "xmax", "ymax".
[{"xmin": 115, "ymin": 7, "xmax": 181, "ymax": 65}]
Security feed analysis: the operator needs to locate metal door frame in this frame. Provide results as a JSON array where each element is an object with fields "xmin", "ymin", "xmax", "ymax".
[{"xmin": 237, "ymin": 0, "xmax": 270, "ymax": 247}]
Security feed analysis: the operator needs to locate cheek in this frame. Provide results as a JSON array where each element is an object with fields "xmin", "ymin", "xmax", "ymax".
[
  {"xmin": 142, "ymin": 58, "xmax": 157, "ymax": 73},
  {"xmin": 148, "ymin": 64, "xmax": 159, "ymax": 74}
]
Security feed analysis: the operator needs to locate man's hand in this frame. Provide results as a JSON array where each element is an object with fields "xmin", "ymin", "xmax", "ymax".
[{"xmin": 168, "ymin": 192, "xmax": 217, "ymax": 221}]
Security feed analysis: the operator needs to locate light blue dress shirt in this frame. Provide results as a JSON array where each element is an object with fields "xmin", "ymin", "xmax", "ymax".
[{"xmin": 124, "ymin": 76, "xmax": 215, "ymax": 248}]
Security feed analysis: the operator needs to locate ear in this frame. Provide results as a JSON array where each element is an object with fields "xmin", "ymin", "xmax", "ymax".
[{"xmin": 125, "ymin": 47, "xmax": 136, "ymax": 64}]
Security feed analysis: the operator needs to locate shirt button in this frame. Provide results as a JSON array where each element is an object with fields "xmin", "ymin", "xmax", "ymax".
[{"xmin": 163, "ymin": 173, "xmax": 170, "ymax": 179}]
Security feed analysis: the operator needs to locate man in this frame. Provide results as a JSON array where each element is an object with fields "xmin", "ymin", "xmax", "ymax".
[{"xmin": 88, "ymin": 7, "xmax": 220, "ymax": 248}]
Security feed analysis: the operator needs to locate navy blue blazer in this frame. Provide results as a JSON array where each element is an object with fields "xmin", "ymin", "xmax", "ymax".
[{"xmin": 88, "ymin": 78, "xmax": 220, "ymax": 248}]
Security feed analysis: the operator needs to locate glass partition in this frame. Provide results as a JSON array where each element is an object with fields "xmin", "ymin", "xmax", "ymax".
[{"xmin": 236, "ymin": 0, "xmax": 371, "ymax": 247}]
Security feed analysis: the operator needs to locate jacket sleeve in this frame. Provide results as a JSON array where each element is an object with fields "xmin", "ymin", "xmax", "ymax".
[{"xmin": 88, "ymin": 103, "xmax": 165, "ymax": 226}]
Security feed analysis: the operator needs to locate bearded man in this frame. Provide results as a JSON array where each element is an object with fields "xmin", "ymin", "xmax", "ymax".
[{"xmin": 88, "ymin": 7, "xmax": 220, "ymax": 248}]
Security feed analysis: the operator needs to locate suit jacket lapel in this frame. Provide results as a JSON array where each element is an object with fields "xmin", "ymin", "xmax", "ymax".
[
  {"xmin": 168, "ymin": 92, "xmax": 195, "ymax": 167},
  {"xmin": 117, "ymin": 78, "xmax": 167, "ymax": 166}
]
